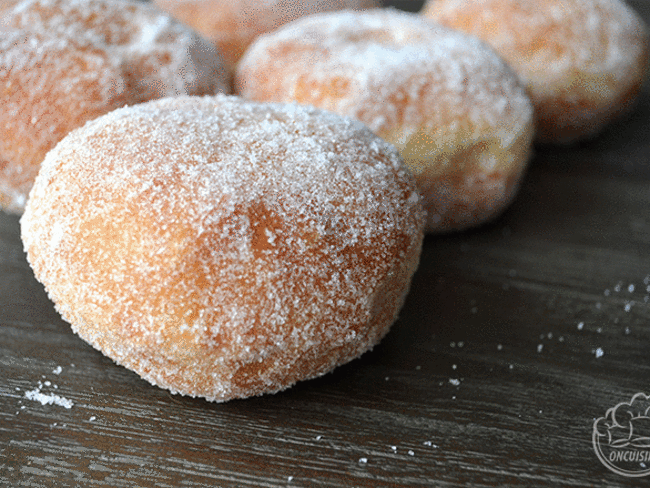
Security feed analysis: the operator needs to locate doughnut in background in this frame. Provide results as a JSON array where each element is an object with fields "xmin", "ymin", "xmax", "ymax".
[
  {"xmin": 423, "ymin": 0, "xmax": 650, "ymax": 144},
  {"xmin": 236, "ymin": 9, "xmax": 535, "ymax": 233},
  {"xmin": 152, "ymin": 0, "xmax": 380, "ymax": 69},
  {"xmin": 0, "ymin": 0, "xmax": 229, "ymax": 214}
]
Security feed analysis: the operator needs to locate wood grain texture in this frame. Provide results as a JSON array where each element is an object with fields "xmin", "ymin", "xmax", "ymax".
[{"xmin": 2, "ymin": 1, "xmax": 650, "ymax": 486}]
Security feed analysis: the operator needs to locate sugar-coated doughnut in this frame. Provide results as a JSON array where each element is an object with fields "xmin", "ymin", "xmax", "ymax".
[
  {"xmin": 152, "ymin": 0, "xmax": 379, "ymax": 69},
  {"xmin": 21, "ymin": 95, "xmax": 425, "ymax": 402},
  {"xmin": 423, "ymin": 0, "xmax": 649, "ymax": 144},
  {"xmin": 0, "ymin": 30, "xmax": 132, "ymax": 212},
  {"xmin": 3, "ymin": 0, "xmax": 229, "ymax": 99},
  {"xmin": 236, "ymin": 10, "xmax": 534, "ymax": 233},
  {"xmin": 0, "ymin": 0, "xmax": 228, "ymax": 214}
]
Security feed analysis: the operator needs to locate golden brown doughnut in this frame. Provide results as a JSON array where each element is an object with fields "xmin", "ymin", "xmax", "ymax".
[
  {"xmin": 21, "ymin": 95, "xmax": 425, "ymax": 402},
  {"xmin": 151, "ymin": 0, "xmax": 380, "ymax": 69},
  {"xmin": 236, "ymin": 9, "xmax": 534, "ymax": 233},
  {"xmin": 423, "ymin": 0, "xmax": 649, "ymax": 144},
  {"xmin": 0, "ymin": 0, "xmax": 229, "ymax": 214}
]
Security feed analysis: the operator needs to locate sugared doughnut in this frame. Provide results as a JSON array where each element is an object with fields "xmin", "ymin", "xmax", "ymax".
[
  {"xmin": 423, "ymin": 0, "xmax": 649, "ymax": 144},
  {"xmin": 152, "ymin": 0, "xmax": 380, "ymax": 69},
  {"xmin": 0, "ymin": 31, "xmax": 129, "ymax": 212},
  {"xmin": 21, "ymin": 95, "xmax": 425, "ymax": 402},
  {"xmin": 236, "ymin": 10, "xmax": 534, "ymax": 233},
  {"xmin": 0, "ymin": 0, "xmax": 228, "ymax": 214}
]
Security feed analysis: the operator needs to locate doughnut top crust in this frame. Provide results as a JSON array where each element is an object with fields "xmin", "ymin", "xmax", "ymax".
[
  {"xmin": 424, "ymin": 0, "xmax": 650, "ymax": 143},
  {"xmin": 21, "ymin": 95, "xmax": 425, "ymax": 402},
  {"xmin": 3, "ymin": 0, "xmax": 229, "ymax": 98},
  {"xmin": 236, "ymin": 9, "xmax": 533, "ymax": 178},
  {"xmin": 152, "ymin": 0, "xmax": 380, "ymax": 68}
]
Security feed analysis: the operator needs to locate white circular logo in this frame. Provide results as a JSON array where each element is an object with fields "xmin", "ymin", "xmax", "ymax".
[{"xmin": 593, "ymin": 392, "xmax": 650, "ymax": 477}]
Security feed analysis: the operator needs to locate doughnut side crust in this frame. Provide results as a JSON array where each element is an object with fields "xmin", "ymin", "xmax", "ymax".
[
  {"xmin": 0, "ymin": 30, "xmax": 128, "ymax": 213},
  {"xmin": 5, "ymin": 0, "xmax": 229, "ymax": 98},
  {"xmin": 21, "ymin": 95, "xmax": 425, "ymax": 402},
  {"xmin": 424, "ymin": 0, "xmax": 650, "ymax": 144},
  {"xmin": 236, "ymin": 10, "xmax": 534, "ymax": 232}
]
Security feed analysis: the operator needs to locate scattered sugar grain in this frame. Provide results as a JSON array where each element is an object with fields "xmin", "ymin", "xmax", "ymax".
[
  {"xmin": 52, "ymin": 366, "xmax": 62, "ymax": 375},
  {"xmin": 24, "ymin": 388, "xmax": 73, "ymax": 409},
  {"xmin": 577, "ymin": 322, "xmax": 584, "ymax": 330},
  {"xmin": 449, "ymin": 378, "xmax": 460, "ymax": 386},
  {"xmin": 408, "ymin": 450, "xmax": 415, "ymax": 456},
  {"xmin": 537, "ymin": 344, "xmax": 543, "ymax": 353},
  {"xmin": 594, "ymin": 348, "xmax": 604, "ymax": 358},
  {"xmin": 359, "ymin": 457, "xmax": 368, "ymax": 464}
]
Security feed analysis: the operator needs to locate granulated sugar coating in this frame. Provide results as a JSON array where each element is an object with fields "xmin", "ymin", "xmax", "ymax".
[
  {"xmin": 423, "ymin": 0, "xmax": 649, "ymax": 144},
  {"xmin": 236, "ymin": 9, "xmax": 534, "ymax": 233},
  {"xmin": 0, "ymin": 0, "xmax": 228, "ymax": 214},
  {"xmin": 21, "ymin": 95, "xmax": 425, "ymax": 402}
]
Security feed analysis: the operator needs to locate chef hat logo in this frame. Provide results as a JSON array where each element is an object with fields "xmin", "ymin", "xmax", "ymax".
[
  {"xmin": 593, "ymin": 392, "xmax": 650, "ymax": 477},
  {"xmin": 594, "ymin": 393, "xmax": 650, "ymax": 448}
]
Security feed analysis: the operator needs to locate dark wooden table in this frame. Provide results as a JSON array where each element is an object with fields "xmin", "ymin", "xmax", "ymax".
[{"xmin": 3, "ymin": 1, "xmax": 650, "ymax": 486}]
